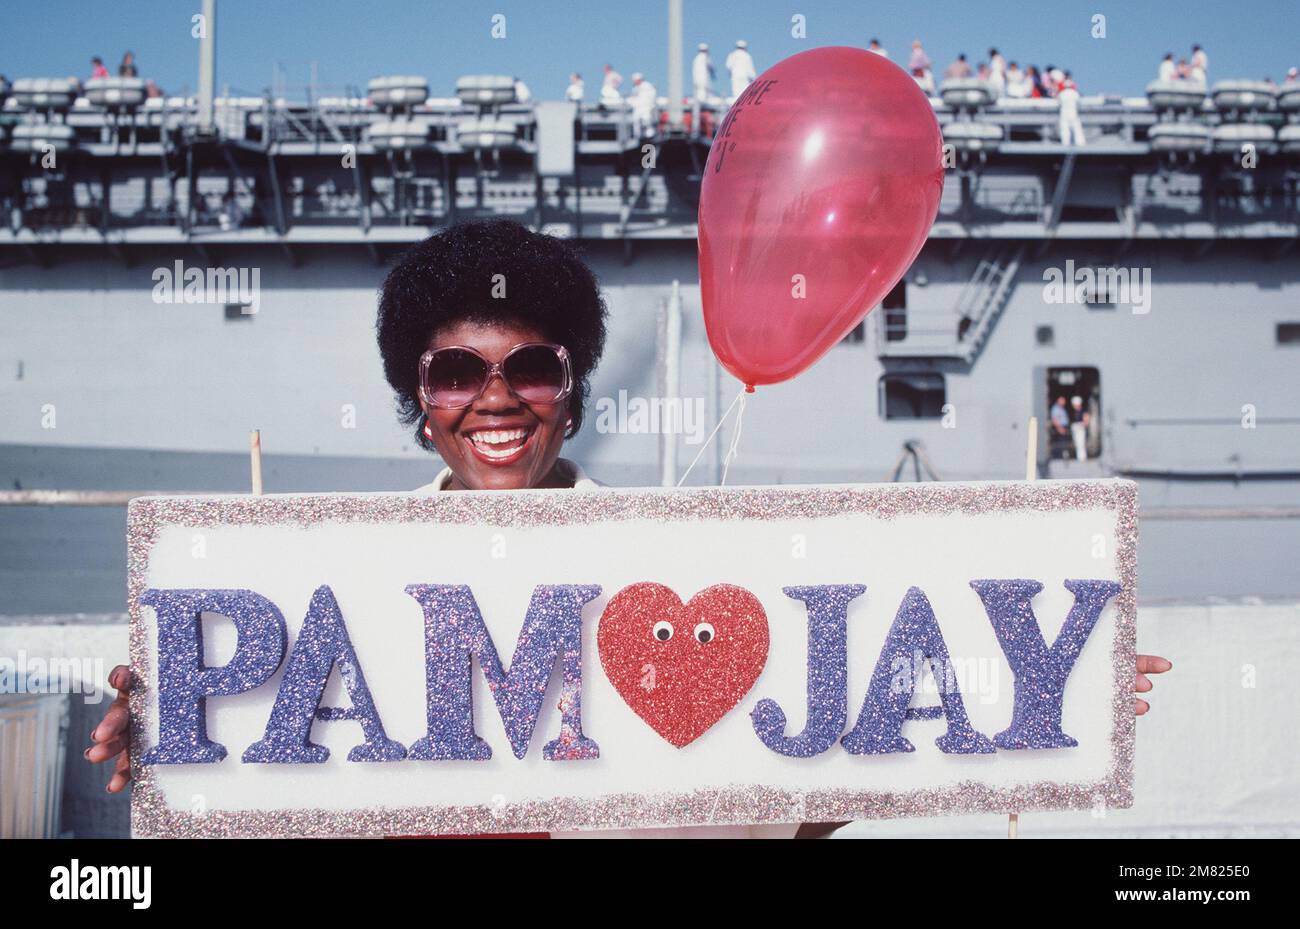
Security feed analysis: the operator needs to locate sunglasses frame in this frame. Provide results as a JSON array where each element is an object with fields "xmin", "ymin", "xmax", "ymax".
[{"xmin": 417, "ymin": 341, "xmax": 574, "ymax": 410}]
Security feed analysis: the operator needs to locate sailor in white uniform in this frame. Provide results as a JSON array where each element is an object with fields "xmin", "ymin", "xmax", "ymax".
[
  {"xmin": 1058, "ymin": 76, "xmax": 1085, "ymax": 147},
  {"xmin": 628, "ymin": 72, "xmax": 658, "ymax": 139},
  {"xmin": 726, "ymin": 40, "xmax": 757, "ymax": 99}
]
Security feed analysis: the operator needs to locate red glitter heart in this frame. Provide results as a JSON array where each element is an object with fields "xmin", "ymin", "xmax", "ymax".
[{"xmin": 597, "ymin": 582, "xmax": 770, "ymax": 748}]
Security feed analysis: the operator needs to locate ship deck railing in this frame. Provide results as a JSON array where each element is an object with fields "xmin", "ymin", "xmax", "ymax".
[
  {"xmin": 3, "ymin": 90, "xmax": 1298, "ymax": 246},
  {"xmin": 5, "ymin": 91, "xmax": 1294, "ymax": 151}
]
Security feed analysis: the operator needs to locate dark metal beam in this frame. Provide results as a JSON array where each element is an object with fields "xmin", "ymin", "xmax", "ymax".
[{"xmin": 265, "ymin": 150, "xmax": 288, "ymax": 236}]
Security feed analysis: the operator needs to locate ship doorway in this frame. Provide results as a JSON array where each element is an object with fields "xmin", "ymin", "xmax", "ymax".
[{"xmin": 1046, "ymin": 367, "xmax": 1101, "ymax": 460}]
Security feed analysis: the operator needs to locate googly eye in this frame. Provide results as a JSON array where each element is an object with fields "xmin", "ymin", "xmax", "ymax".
[
  {"xmin": 652, "ymin": 620, "xmax": 674, "ymax": 642},
  {"xmin": 694, "ymin": 622, "xmax": 716, "ymax": 644}
]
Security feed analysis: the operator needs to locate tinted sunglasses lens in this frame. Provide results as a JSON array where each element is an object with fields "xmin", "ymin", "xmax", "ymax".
[
  {"xmin": 503, "ymin": 345, "xmax": 566, "ymax": 403},
  {"xmin": 426, "ymin": 349, "xmax": 487, "ymax": 406}
]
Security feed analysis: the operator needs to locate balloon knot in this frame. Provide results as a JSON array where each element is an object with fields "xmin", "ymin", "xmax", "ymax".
[{"xmin": 744, "ymin": 384, "xmax": 756, "ymax": 393}]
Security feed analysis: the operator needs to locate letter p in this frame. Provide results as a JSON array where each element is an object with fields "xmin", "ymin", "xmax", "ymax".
[{"xmin": 140, "ymin": 589, "xmax": 286, "ymax": 764}]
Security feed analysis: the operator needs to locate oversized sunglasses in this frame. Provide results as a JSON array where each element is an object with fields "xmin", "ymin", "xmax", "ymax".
[{"xmin": 417, "ymin": 342, "xmax": 574, "ymax": 409}]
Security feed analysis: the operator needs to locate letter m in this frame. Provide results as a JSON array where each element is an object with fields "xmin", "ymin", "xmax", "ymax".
[{"xmin": 405, "ymin": 584, "xmax": 601, "ymax": 761}]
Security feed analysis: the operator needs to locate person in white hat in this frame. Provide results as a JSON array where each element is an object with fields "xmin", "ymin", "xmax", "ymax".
[
  {"xmin": 1057, "ymin": 71, "xmax": 1085, "ymax": 148},
  {"xmin": 599, "ymin": 63, "xmax": 623, "ymax": 107},
  {"xmin": 565, "ymin": 72, "xmax": 584, "ymax": 103},
  {"xmin": 691, "ymin": 42, "xmax": 715, "ymax": 134},
  {"xmin": 726, "ymin": 39, "xmax": 756, "ymax": 98},
  {"xmin": 627, "ymin": 71, "xmax": 658, "ymax": 138},
  {"xmin": 692, "ymin": 42, "xmax": 714, "ymax": 102}
]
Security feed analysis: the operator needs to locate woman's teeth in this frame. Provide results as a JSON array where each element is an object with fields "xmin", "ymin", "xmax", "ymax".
[{"xmin": 467, "ymin": 428, "xmax": 530, "ymax": 459}]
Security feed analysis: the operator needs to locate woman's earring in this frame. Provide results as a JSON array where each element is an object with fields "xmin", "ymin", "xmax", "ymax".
[{"xmin": 423, "ymin": 422, "xmax": 434, "ymax": 439}]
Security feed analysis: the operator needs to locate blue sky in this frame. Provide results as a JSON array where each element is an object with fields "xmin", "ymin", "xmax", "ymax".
[{"xmin": 2, "ymin": 0, "xmax": 1297, "ymax": 98}]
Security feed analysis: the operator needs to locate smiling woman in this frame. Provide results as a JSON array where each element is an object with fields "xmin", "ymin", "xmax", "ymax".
[
  {"xmin": 375, "ymin": 220, "xmax": 804, "ymax": 838},
  {"xmin": 376, "ymin": 220, "xmax": 608, "ymax": 493}
]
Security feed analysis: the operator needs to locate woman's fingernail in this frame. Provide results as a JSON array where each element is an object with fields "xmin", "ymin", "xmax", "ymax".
[
  {"xmin": 84, "ymin": 748, "xmax": 92, "ymax": 759},
  {"xmin": 91, "ymin": 728, "xmax": 100, "ymax": 741}
]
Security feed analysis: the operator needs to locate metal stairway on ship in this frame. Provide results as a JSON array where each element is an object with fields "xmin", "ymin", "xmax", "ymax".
[{"xmin": 877, "ymin": 243, "xmax": 1025, "ymax": 364}]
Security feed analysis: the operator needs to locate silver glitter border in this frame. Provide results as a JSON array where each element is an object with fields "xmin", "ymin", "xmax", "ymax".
[{"xmin": 128, "ymin": 478, "xmax": 1137, "ymax": 837}]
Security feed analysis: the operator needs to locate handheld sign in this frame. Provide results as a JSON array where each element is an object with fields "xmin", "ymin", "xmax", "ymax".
[{"xmin": 127, "ymin": 479, "xmax": 1137, "ymax": 836}]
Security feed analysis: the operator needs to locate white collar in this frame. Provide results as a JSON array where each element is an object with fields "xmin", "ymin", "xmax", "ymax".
[{"xmin": 414, "ymin": 457, "xmax": 602, "ymax": 493}]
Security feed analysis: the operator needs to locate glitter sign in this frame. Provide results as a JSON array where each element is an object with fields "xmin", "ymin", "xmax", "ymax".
[{"xmin": 127, "ymin": 479, "xmax": 1136, "ymax": 836}]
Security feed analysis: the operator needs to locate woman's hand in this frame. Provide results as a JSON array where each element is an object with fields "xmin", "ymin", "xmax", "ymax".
[
  {"xmin": 1135, "ymin": 654, "xmax": 1172, "ymax": 716},
  {"xmin": 86, "ymin": 664, "xmax": 132, "ymax": 793}
]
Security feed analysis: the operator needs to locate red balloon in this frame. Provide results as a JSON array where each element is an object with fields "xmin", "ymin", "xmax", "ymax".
[{"xmin": 698, "ymin": 46, "xmax": 944, "ymax": 388}]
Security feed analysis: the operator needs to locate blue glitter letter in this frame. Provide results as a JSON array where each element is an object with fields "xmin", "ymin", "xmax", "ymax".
[
  {"xmin": 243, "ymin": 585, "xmax": 407, "ymax": 764},
  {"xmin": 971, "ymin": 578, "xmax": 1122, "ymax": 750},
  {"xmin": 751, "ymin": 585, "xmax": 866, "ymax": 757},
  {"xmin": 140, "ymin": 588, "xmax": 286, "ymax": 765},
  {"xmin": 842, "ymin": 587, "xmax": 996, "ymax": 755},
  {"xmin": 405, "ymin": 583, "xmax": 602, "ymax": 761}
]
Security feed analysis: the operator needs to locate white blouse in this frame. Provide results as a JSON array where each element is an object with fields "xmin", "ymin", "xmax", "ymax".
[{"xmin": 417, "ymin": 456, "xmax": 602, "ymax": 493}]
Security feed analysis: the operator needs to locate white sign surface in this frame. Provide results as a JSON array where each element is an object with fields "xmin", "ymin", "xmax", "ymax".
[{"xmin": 128, "ymin": 479, "xmax": 1137, "ymax": 836}]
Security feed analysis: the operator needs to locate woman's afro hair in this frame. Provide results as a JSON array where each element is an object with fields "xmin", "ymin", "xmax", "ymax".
[{"xmin": 376, "ymin": 220, "xmax": 608, "ymax": 451}]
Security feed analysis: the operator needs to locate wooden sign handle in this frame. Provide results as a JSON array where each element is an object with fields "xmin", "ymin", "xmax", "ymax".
[{"xmin": 250, "ymin": 430, "xmax": 264, "ymax": 496}]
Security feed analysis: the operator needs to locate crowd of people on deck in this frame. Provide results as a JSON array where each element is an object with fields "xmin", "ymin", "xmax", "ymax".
[
  {"xmin": 13, "ymin": 37, "xmax": 1295, "ymax": 147},
  {"xmin": 65, "ymin": 51, "xmax": 165, "ymax": 100},
  {"xmin": 564, "ymin": 36, "xmax": 1294, "ymax": 145}
]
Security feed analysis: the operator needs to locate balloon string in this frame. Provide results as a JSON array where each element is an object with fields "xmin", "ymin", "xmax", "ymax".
[
  {"xmin": 720, "ymin": 388, "xmax": 747, "ymax": 486},
  {"xmin": 676, "ymin": 385, "xmax": 748, "ymax": 487}
]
